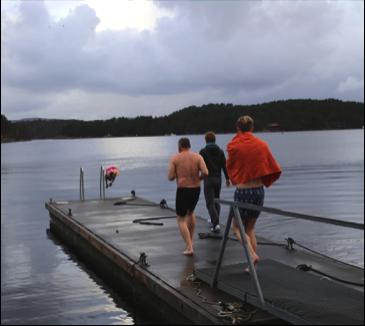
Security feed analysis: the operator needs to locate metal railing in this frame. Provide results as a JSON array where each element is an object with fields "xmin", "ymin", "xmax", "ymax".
[
  {"xmin": 99, "ymin": 166, "xmax": 106, "ymax": 200},
  {"xmin": 211, "ymin": 199, "xmax": 364, "ymax": 309},
  {"xmin": 218, "ymin": 199, "xmax": 364, "ymax": 230},
  {"xmin": 79, "ymin": 166, "xmax": 107, "ymax": 201},
  {"xmin": 79, "ymin": 167, "xmax": 85, "ymax": 201}
]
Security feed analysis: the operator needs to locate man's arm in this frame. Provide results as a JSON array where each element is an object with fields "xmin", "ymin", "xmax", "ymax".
[
  {"xmin": 221, "ymin": 150, "xmax": 229, "ymax": 179},
  {"xmin": 221, "ymin": 150, "xmax": 231, "ymax": 186},
  {"xmin": 199, "ymin": 155, "xmax": 209, "ymax": 179},
  {"xmin": 168, "ymin": 158, "xmax": 176, "ymax": 181},
  {"xmin": 226, "ymin": 142, "xmax": 236, "ymax": 185}
]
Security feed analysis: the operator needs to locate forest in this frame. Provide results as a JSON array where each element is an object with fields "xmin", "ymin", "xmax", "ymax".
[{"xmin": 1, "ymin": 99, "xmax": 364, "ymax": 142}]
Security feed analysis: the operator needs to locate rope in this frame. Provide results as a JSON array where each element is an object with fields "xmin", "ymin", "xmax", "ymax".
[
  {"xmin": 296, "ymin": 264, "xmax": 364, "ymax": 287},
  {"xmin": 132, "ymin": 215, "xmax": 176, "ymax": 226},
  {"xmin": 288, "ymin": 237, "xmax": 364, "ymax": 270},
  {"xmin": 197, "ymin": 232, "xmax": 364, "ymax": 287},
  {"xmin": 114, "ymin": 198, "xmax": 169, "ymax": 209},
  {"xmin": 114, "ymin": 202, "xmax": 159, "ymax": 207},
  {"xmin": 185, "ymin": 273, "xmax": 258, "ymax": 324},
  {"xmin": 287, "ymin": 238, "xmax": 364, "ymax": 286}
]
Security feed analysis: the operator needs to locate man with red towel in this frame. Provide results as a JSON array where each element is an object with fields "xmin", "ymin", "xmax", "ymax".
[{"xmin": 227, "ymin": 116, "xmax": 281, "ymax": 271}]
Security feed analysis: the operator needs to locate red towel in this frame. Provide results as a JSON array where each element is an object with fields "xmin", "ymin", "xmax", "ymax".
[{"xmin": 226, "ymin": 132, "xmax": 281, "ymax": 187}]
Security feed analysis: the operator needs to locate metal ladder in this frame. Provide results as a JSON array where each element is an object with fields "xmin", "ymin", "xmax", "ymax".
[{"xmin": 78, "ymin": 166, "xmax": 106, "ymax": 201}]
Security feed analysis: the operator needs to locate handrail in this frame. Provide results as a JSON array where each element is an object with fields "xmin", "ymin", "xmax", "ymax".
[
  {"xmin": 216, "ymin": 199, "xmax": 364, "ymax": 230},
  {"xmin": 211, "ymin": 201, "xmax": 266, "ymax": 308},
  {"xmin": 210, "ymin": 198, "xmax": 364, "ymax": 311},
  {"xmin": 79, "ymin": 167, "xmax": 85, "ymax": 201},
  {"xmin": 99, "ymin": 166, "xmax": 106, "ymax": 200}
]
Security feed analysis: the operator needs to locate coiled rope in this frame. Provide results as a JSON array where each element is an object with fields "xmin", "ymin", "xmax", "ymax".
[{"xmin": 185, "ymin": 273, "xmax": 258, "ymax": 324}]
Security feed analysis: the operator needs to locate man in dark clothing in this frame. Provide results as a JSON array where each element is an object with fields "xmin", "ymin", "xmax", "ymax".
[{"xmin": 199, "ymin": 131, "xmax": 231, "ymax": 233}]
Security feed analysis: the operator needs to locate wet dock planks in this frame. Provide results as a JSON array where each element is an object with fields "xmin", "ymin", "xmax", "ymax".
[{"xmin": 45, "ymin": 195, "xmax": 364, "ymax": 325}]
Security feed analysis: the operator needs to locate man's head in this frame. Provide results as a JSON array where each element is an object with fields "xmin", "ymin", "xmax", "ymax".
[
  {"xmin": 178, "ymin": 137, "xmax": 191, "ymax": 152},
  {"xmin": 236, "ymin": 115, "xmax": 254, "ymax": 133},
  {"xmin": 205, "ymin": 131, "xmax": 216, "ymax": 144}
]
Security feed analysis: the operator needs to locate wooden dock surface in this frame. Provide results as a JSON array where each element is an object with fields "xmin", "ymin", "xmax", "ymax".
[{"xmin": 45, "ymin": 195, "xmax": 363, "ymax": 325}]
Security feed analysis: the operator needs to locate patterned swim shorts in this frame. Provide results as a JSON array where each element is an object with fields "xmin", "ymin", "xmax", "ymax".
[{"xmin": 232, "ymin": 186, "xmax": 265, "ymax": 219}]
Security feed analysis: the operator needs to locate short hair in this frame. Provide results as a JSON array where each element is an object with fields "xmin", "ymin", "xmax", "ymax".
[
  {"xmin": 236, "ymin": 115, "xmax": 254, "ymax": 132},
  {"xmin": 205, "ymin": 131, "xmax": 216, "ymax": 143},
  {"xmin": 178, "ymin": 137, "xmax": 191, "ymax": 149}
]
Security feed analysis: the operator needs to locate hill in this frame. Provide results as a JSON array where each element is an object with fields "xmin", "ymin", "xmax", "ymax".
[{"xmin": 1, "ymin": 99, "xmax": 364, "ymax": 142}]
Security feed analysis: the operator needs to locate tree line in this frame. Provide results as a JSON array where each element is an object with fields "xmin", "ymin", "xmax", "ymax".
[{"xmin": 1, "ymin": 99, "xmax": 364, "ymax": 142}]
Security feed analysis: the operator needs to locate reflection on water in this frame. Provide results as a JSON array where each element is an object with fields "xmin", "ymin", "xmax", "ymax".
[{"xmin": 1, "ymin": 129, "xmax": 364, "ymax": 324}]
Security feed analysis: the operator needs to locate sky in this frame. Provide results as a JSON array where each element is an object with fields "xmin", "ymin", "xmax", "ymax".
[{"xmin": 1, "ymin": 0, "xmax": 364, "ymax": 120}]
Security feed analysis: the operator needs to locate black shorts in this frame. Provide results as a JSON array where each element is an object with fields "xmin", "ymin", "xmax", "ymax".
[{"xmin": 176, "ymin": 187, "xmax": 201, "ymax": 217}]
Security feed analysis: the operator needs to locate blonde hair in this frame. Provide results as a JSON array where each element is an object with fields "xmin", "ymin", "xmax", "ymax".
[{"xmin": 236, "ymin": 115, "xmax": 254, "ymax": 132}]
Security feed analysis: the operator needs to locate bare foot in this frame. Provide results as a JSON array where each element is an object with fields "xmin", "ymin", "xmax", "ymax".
[
  {"xmin": 183, "ymin": 249, "xmax": 194, "ymax": 256},
  {"xmin": 253, "ymin": 255, "xmax": 260, "ymax": 265},
  {"xmin": 244, "ymin": 255, "xmax": 260, "ymax": 273}
]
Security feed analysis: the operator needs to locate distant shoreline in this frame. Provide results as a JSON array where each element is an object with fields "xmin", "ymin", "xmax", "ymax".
[
  {"xmin": 2, "ymin": 99, "xmax": 364, "ymax": 142},
  {"xmin": 2, "ymin": 127, "xmax": 363, "ymax": 144}
]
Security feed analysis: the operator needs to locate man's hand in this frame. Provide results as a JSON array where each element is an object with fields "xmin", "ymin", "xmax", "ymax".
[{"xmin": 226, "ymin": 179, "xmax": 231, "ymax": 187}]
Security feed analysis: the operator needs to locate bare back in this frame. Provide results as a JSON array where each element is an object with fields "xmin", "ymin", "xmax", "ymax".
[{"xmin": 168, "ymin": 150, "xmax": 208, "ymax": 188}]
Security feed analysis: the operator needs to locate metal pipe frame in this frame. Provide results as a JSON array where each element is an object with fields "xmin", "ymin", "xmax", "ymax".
[
  {"xmin": 217, "ymin": 199, "xmax": 364, "ymax": 230},
  {"xmin": 210, "ymin": 197, "xmax": 364, "ymax": 312},
  {"xmin": 79, "ymin": 167, "xmax": 85, "ymax": 201},
  {"xmin": 100, "ymin": 166, "xmax": 105, "ymax": 200},
  {"xmin": 102, "ymin": 168, "xmax": 106, "ymax": 200},
  {"xmin": 211, "ymin": 204, "xmax": 266, "ymax": 309}
]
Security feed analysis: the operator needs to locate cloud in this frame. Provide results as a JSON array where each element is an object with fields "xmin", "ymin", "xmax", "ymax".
[
  {"xmin": 1, "ymin": 0, "xmax": 364, "ymax": 119},
  {"xmin": 338, "ymin": 77, "xmax": 364, "ymax": 94}
]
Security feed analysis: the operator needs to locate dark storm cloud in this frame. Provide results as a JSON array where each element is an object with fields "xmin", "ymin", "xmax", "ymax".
[{"xmin": 1, "ymin": 0, "xmax": 363, "ymax": 119}]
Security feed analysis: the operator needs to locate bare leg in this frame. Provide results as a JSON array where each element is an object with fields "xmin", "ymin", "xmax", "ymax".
[
  {"xmin": 177, "ymin": 216, "xmax": 193, "ymax": 255},
  {"xmin": 244, "ymin": 218, "xmax": 258, "ymax": 254},
  {"xmin": 187, "ymin": 211, "xmax": 196, "ymax": 245},
  {"xmin": 232, "ymin": 218, "xmax": 260, "ymax": 265}
]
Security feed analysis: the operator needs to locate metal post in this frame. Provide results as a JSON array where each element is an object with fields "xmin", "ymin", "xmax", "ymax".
[
  {"xmin": 99, "ymin": 166, "xmax": 103, "ymax": 200},
  {"xmin": 102, "ymin": 168, "xmax": 106, "ymax": 200},
  {"xmin": 233, "ymin": 205, "xmax": 265, "ymax": 308},
  {"xmin": 81, "ymin": 168, "xmax": 85, "ymax": 201},
  {"xmin": 80, "ymin": 167, "xmax": 82, "ymax": 201},
  {"xmin": 79, "ymin": 167, "xmax": 85, "ymax": 201},
  {"xmin": 211, "ymin": 213, "xmax": 233, "ymax": 288}
]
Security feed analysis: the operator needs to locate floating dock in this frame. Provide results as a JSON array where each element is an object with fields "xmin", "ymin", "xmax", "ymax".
[{"xmin": 45, "ymin": 195, "xmax": 364, "ymax": 325}]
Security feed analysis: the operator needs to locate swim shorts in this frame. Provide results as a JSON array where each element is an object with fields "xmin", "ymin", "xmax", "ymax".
[
  {"xmin": 232, "ymin": 186, "xmax": 265, "ymax": 219},
  {"xmin": 176, "ymin": 187, "xmax": 201, "ymax": 217}
]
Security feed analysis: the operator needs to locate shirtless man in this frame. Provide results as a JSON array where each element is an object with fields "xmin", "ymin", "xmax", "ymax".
[
  {"xmin": 168, "ymin": 137, "xmax": 209, "ymax": 256},
  {"xmin": 227, "ymin": 116, "xmax": 281, "ymax": 271}
]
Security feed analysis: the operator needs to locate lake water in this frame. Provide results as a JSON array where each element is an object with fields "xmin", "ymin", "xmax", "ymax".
[{"xmin": 1, "ymin": 130, "xmax": 364, "ymax": 325}]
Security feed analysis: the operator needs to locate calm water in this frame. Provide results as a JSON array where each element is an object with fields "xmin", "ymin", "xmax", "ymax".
[{"xmin": 1, "ymin": 130, "xmax": 364, "ymax": 325}]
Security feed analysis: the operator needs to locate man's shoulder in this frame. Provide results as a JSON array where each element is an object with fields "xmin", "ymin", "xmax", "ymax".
[
  {"xmin": 191, "ymin": 150, "xmax": 202, "ymax": 157},
  {"xmin": 190, "ymin": 151, "xmax": 204, "ymax": 161},
  {"xmin": 217, "ymin": 146, "xmax": 224, "ymax": 153},
  {"xmin": 170, "ymin": 153, "xmax": 180, "ymax": 162},
  {"xmin": 252, "ymin": 134, "xmax": 269, "ymax": 147}
]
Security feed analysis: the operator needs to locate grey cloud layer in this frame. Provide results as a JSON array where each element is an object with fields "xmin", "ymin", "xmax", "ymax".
[{"xmin": 1, "ymin": 0, "xmax": 364, "ymax": 119}]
